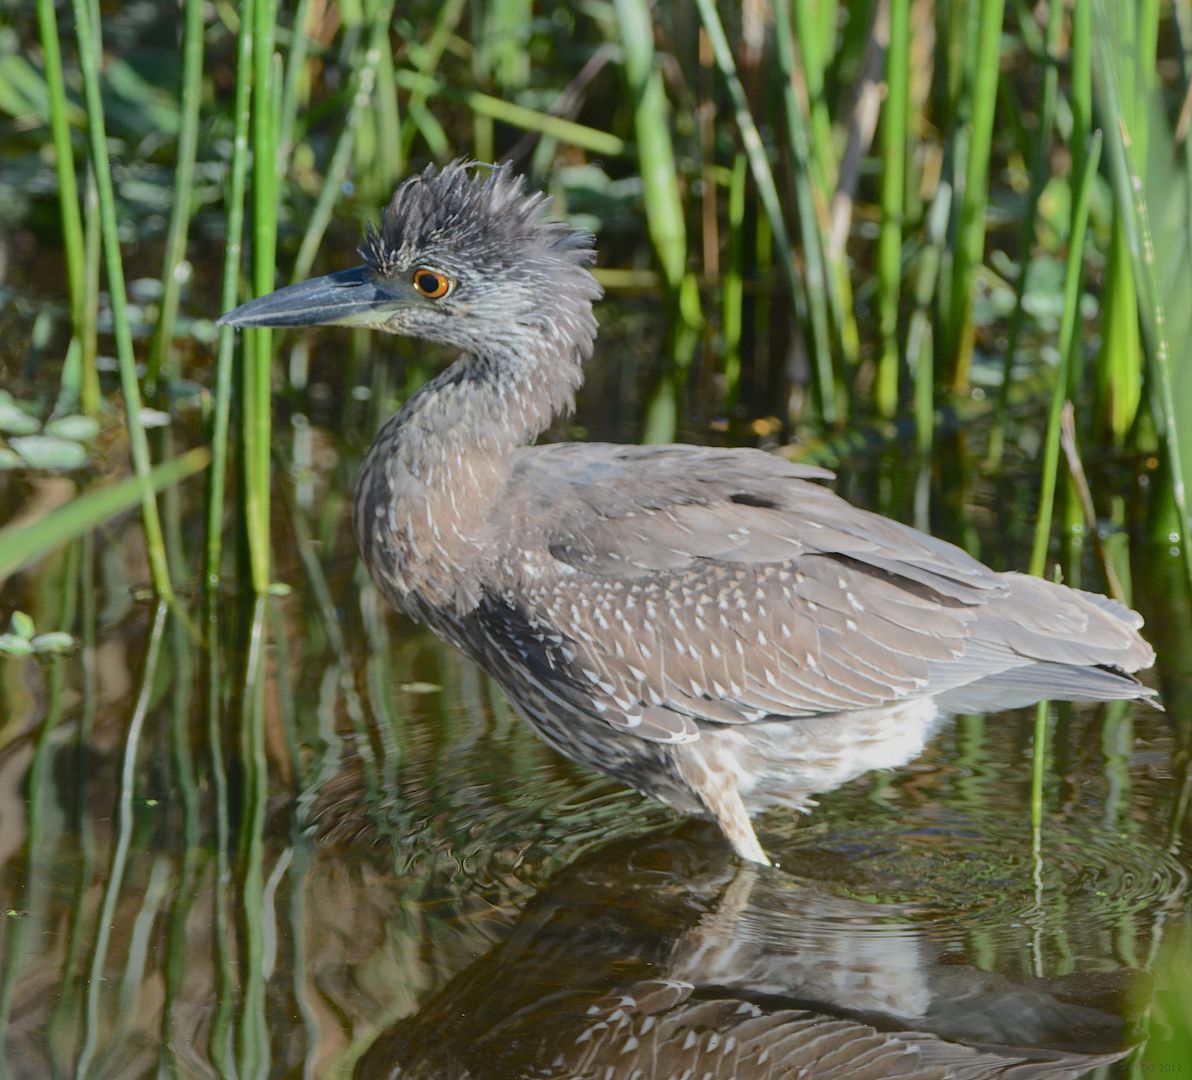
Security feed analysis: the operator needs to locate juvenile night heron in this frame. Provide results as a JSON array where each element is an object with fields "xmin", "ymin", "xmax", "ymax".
[{"xmin": 221, "ymin": 162, "xmax": 1156, "ymax": 864}]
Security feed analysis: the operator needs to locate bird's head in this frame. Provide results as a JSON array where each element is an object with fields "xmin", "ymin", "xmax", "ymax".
[{"xmin": 219, "ymin": 161, "xmax": 602, "ymax": 356}]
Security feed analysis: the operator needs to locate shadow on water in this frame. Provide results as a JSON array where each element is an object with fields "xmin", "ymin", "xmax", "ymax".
[
  {"xmin": 355, "ymin": 832, "xmax": 1145, "ymax": 1079},
  {"xmin": 1, "ymin": 411, "xmax": 1191, "ymax": 1076}
]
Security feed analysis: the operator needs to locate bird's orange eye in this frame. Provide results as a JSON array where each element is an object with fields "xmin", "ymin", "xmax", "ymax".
[{"xmin": 412, "ymin": 267, "xmax": 452, "ymax": 299}]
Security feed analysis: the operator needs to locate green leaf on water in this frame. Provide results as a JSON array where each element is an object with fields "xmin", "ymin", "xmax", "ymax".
[
  {"xmin": 9, "ymin": 435, "xmax": 89, "ymax": 471},
  {"xmin": 0, "ymin": 635, "xmax": 34, "ymax": 657},
  {"xmin": 44, "ymin": 414, "xmax": 102, "ymax": 441},
  {"xmin": 31, "ymin": 632, "xmax": 75, "ymax": 654},
  {"xmin": 0, "ymin": 393, "xmax": 40, "ymax": 436}
]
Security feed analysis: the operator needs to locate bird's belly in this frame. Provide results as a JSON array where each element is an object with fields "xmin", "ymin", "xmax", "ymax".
[{"xmin": 693, "ymin": 698, "xmax": 947, "ymax": 814}]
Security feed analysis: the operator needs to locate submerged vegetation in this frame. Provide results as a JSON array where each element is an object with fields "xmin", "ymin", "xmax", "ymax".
[{"xmin": 1, "ymin": 0, "xmax": 1192, "ymax": 1075}]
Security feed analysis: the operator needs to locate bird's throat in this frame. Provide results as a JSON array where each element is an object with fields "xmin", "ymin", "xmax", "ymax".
[{"xmin": 352, "ymin": 335, "xmax": 588, "ymax": 617}]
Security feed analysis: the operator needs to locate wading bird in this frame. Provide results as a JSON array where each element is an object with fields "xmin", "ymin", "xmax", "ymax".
[{"xmin": 221, "ymin": 162, "xmax": 1155, "ymax": 864}]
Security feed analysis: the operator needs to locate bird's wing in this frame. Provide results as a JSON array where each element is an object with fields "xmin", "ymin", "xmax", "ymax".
[{"xmin": 476, "ymin": 443, "xmax": 1150, "ymax": 744}]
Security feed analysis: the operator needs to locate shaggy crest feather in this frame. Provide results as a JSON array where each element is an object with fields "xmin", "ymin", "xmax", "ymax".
[{"xmin": 361, "ymin": 160, "xmax": 596, "ymax": 279}]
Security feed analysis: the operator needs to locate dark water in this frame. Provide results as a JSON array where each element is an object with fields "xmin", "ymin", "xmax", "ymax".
[{"xmin": 1, "ymin": 316, "xmax": 1191, "ymax": 1078}]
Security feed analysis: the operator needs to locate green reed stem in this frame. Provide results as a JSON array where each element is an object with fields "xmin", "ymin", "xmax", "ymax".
[
  {"xmin": 875, "ymin": 0, "xmax": 909, "ymax": 418},
  {"xmin": 1094, "ymin": 2, "xmax": 1143, "ymax": 444},
  {"xmin": 773, "ymin": 0, "xmax": 841, "ymax": 420},
  {"xmin": 907, "ymin": 182, "xmax": 953, "ymax": 453},
  {"xmin": 81, "ymin": 165, "xmax": 101, "ymax": 398},
  {"xmin": 276, "ymin": 0, "xmax": 310, "ymax": 178},
  {"xmin": 613, "ymin": 0, "xmax": 689, "ymax": 298},
  {"xmin": 70, "ymin": 0, "xmax": 173, "ymax": 598},
  {"xmin": 721, "ymin": 153, "xmax": 747, "ymax": 407},
  {"xmin": 145, "ymin": 0, "xmax": 205, "ymax": 395},
  {"xmin": 1101, "ymin": 110, "xmax": 1192, "ymax": 587},
  {"xmin": 292, "ymin": 12, "xmax": 391, "ymax": 280},
  {"xmin": 35, "ymin": 0, "xmax": 93, "ymax": 411},
  {"xmin": 788, "ymin": 0, "xmax": 856, "ymax": 370},
  {"xmin": 246, "ymin": 0, "xmax": 279, "ymax": 594},
  {"xmin": 366, "ymin": 0, "xmax": 402, "ymax": 201},
  {"xmin": 394, "ymin": 68, "xmax": 625, "ymax": 157},
  {"xmin": 946, "ymin": 0, "xmax": 1006, "ymax": 391},
  {"xmin": 698, "ymin": 0, "xmax": 836, "ymax": 424},
  {"xmin": 1070, "ymin": 0, "xmax": 1091, "ymax": 181},
  {"xmin": 790, "ymin": 0, "xmax": 837, "ymax": 192},
  {"xmin": 614, "ymin": 0, "xmax": 700, "ymax": 445},
  {"xmin": 1029, "ymin": 130, "xmax": 1101, "ymax": 577},
  {"xmin": 397, "ymin": 0, "xmax": 467, "ymax": 158},
  {"xmin": 986, "ymin": 0, "xmax": 1063, "ymax": 467},
  {"xmin": 206, "ymin": 0, "xmax": 256, "ymax": 594}
]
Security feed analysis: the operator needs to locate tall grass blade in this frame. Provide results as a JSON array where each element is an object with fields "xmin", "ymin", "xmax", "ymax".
[
  {"xmin": 946, "ymin": 0, "xmax": 1007, "ymax": 390},
  {"xmin": 786, "ymin": 0, "xmax": 857, "ymax": 371},
  {"xmin": 276, "ymin": 0, "xmax": 311, "ymax": 179},
  {"xmin": 773, "ymin": 0, "xmax": 843, "ymax": 419},
  {"xmin": 986, "ymin": 0, "xmax": 1063, "ymax": 467},
  {"xmin": 246, "ymin": 0, "xmax": 279, "ymax": 594},
  {"xmin": 875, "ymin": 0, "xmax": 910, "ymax": 418},
  {"xmin": 396, "ymin": 0, "xmax": 467, "ymax": 158},
  {"xmin": 614, "ymin": 0, "xmax": 700, "ymax": 444},
  {"xmin": 69, "ymin": 0, "xmax": 173, "ymax": 597},
  {"xmin": 364, "ymin": 0, "xmax": 403, "ymax": 203},
  {"xmin": 145, "ymin": 0, "xmax": 205, "ymax": 394},
  {"xmin": 206, "ymin": 0, "xmax": 256, "ymax": 593},
  {"xmin": 1095, "ymin": 2, "xmax": 1192, "ymax": 586},
  {"xmin": 34, "ymin": 0, "xmax": 92, "ymax": 410},
  {"xmin": 292, "ymin": 14, "xmax": 392, "ymax": 280},
  {"xmin": 1029, "ymin": 131, "xmax": 1101, "ymax": 577},
  {"xmin": 790, "ymin": 0, "xmax": 838, "ymax": 192},
  {"xmin": 721, "ymin": 153, "xmax": 748, "ymax": 406},
  {"xmin": 393, "ymin": 69, "xmax": 625, "ymax": 157},
  {"xmin": 612, "ymin": 0, "xmax": 692, "ymax": 304},
  {"xmin": 697, "ymin": 0, "xmax": 836, "ymax": 424},
  {"xmin": 0, "ymin": 448, "xmax": 210, "ymax": 580},
  {"xmin": 907, "ymin": 182, "xmax": 953, "ymax": 453}
]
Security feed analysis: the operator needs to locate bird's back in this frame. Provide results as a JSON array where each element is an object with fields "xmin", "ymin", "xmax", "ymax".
[{"xmin": 470, "ymin": 441, "xmax": 1153, "ymax": 744}]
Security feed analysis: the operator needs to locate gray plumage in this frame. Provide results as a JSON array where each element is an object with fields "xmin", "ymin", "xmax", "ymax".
[{"xmin": 220, "ymin": 161, "xmax": 1157, "ymax": 864}]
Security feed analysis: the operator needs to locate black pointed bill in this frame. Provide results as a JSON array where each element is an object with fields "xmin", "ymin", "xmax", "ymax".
[{"xmin": 218, "ymin": 266, "xmax": 406, "ymax": 329}]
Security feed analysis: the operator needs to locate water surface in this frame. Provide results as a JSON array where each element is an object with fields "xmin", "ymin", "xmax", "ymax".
[{"xmin": 1, "ymin": 317, "xmax": 1190, "ymax": 1078}]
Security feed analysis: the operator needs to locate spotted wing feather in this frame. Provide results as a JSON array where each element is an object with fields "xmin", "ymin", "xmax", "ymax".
[{"xmin": 480, "ymin": 443, "xmax": 1154, "ymax": 744}]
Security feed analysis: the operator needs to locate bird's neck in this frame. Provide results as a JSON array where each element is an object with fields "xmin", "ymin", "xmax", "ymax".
[{"xmin": 354, "ymin": 319, "xmax": 594, "ymax": 614}]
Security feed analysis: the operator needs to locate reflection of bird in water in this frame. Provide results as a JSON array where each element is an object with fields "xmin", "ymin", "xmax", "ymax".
[
  {"xmin": 350, "ymin": 834, "xmax": 1142, "ymax": 1079},
  {"xmin": 221, "ymin": 162, "xmax": 1156, "ymax": 864}
]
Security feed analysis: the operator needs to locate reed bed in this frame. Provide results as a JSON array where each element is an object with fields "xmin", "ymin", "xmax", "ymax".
[{"xmin": 0, "ymin": 0, "xmax": 1187, "ymax": 592}]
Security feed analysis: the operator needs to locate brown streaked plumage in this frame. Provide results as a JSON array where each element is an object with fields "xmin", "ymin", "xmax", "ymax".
[{"xmin": 220, "ymin": 161, "xmax": 1157, "ymax": 864}]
